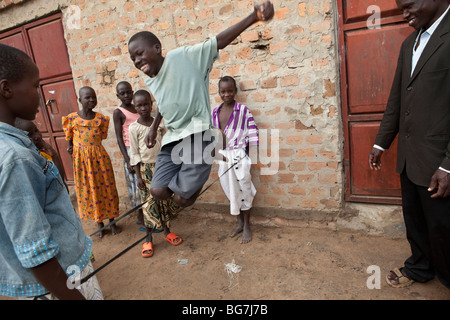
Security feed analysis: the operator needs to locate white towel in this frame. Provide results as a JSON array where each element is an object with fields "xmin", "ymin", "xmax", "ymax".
[{"xmin": 218, "ymin": 149, "xmax": 256, "ymax": 215}]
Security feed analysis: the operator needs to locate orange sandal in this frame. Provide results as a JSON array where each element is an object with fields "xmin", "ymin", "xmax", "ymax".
[
  {"xmin": 164, "ymin": 232, "xmax": 182, "ymax": 246},
  {"xmin": 142, "ymin": 242, "xmax": 153, "ymax": 258}
]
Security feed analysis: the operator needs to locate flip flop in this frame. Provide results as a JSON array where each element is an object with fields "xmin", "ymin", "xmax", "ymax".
[
  {"xmin": 142, "ymin": 242, "xmax": 153, "ymax": 258},
  {"xmin": 164, "ymin": 232, "xmax": 182, "ymax": 246},
  {"xmin": 386, "ymin": 268, "xmax": 414, "ymax": 288}
]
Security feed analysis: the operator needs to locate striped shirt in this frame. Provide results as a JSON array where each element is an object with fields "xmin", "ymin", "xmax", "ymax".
[{"xmin": 212, "ymin": 102, "xmax": 259, "ymax": 150}]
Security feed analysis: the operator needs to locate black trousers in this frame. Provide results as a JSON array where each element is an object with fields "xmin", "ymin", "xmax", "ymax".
[{"xmin": 400, "ymin": 171, "xmax": 450, "ymax": 289}]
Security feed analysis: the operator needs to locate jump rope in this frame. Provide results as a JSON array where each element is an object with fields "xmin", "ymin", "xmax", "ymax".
[{"xmin": 77, "ymin": 154, "xmax": 246, "ymax": 285}]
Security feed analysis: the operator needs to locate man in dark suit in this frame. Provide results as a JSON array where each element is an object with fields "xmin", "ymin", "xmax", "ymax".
[{"xmin": 369, "ymin": 0, "xmax": 450, "ymax": 289}]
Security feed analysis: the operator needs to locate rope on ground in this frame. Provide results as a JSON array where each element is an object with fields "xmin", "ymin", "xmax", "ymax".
[{"xmin": 78, "ymin": 155, "xmax": 246, "ymax": 285}]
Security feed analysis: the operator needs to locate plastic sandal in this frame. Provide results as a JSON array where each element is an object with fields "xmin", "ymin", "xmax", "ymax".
[
  {"xmin": 142, "ymin": 242, "xmax": 153, "ymax": 258},
  {"xmin": 164, "ymin": 232, "xmax": 182, "ymax": 246}
]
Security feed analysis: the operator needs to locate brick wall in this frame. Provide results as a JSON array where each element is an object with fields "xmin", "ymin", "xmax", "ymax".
[
  {"xmin": 1, "ymin": 0, "xmax": 342, "ymax": 217},
  {"xmin": 0, "ymin": 0, "xmax": 26, "ymax": 9}
]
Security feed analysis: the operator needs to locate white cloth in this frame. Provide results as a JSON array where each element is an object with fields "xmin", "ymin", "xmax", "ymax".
[{"xmin": 218, "ymin": 149, "xmax": 256, "ymax": 215}]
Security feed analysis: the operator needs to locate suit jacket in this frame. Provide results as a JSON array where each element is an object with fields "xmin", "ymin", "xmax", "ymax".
[{"xmin": 375, "ymin": 10, "xmax": 450, "ymax": 187}]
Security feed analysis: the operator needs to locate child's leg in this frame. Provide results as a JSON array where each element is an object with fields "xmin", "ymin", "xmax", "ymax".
[
  {"xmin": 149, "ymin": 142, "xmax": 180, "ymax": 201},
  {"xmin": 142, "ymin": 227, "xmax": 154, "ymax": 258},
  {"xmin": 166, "ymin": 132, "xmax": 214, "ymax": 207},
  {"xmin": 228, "ymin": 210, "xmax": 252, "ymax": 243},
  {"xmin": 96, "ymin": 222, "xmax": 105, "ymax": 238},
  {"xmin": 241, "ymin": 209, "xmax": 252, "ymax": 244},
  {"xmin": 109, "ymin": 218, "xmax": 120, "ymax": 235}
]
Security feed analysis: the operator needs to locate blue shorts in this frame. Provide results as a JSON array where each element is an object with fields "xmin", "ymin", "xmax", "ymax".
[{"xmin": 150, "ymin": 130, "xmax": 216, "ymax": 199}]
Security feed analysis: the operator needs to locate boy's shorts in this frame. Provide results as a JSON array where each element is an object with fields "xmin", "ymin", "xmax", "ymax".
[{"xmin": 150, "ymin": 130, "xmax": 216, "ymax": 199}]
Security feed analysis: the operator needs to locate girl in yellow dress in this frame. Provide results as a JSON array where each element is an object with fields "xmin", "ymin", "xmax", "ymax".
[{"xmin": 62, "ymin": 86, "xmax": 120, "ymax": 237}]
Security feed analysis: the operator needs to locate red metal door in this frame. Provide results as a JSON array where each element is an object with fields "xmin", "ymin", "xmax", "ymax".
[
  {"xmin": 0, "ymin": 14, "xmax": 78, "ymax": 183},
  {"xmin": 337, "ymin": 0, "xmax": 414, "ymax": 204}
]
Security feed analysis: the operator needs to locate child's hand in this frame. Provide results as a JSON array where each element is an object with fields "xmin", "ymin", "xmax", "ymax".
[
  {"xmin": 254, "ymin": 1, "xmax": 274, "ymax": 22},
  {"xmin": 137, "ymin": 178, "xmax": 146, "ymax": 190},
  {"xmin": 126, "ymin": 162, "xmax": 135, "ymax": 174},
  {"xmin": 145, "ymin": 130, "xmax": 157, "ymax": 149}
]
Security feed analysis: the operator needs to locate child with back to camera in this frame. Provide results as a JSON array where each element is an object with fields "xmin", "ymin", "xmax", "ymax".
[{"xmin": 0, "ymin": 43, "xmax": 103, "ymax": 300}]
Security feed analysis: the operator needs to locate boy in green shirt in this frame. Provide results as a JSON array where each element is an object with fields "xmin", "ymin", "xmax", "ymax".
[{"xmin": 128, "ymin": 1, "xmax": 274, "ymax": 211}]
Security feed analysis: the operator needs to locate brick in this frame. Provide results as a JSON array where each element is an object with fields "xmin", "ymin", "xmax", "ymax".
[
  {"xmin": 278, "ymin": 173, "xmax": 295, "ymax": 184},
  {"xmin": 298, "ymin": 3, "xmax": 306, "ymax": 16},
  {"xmin": 323, "ymin": 79, "xmax": 336, "ymax": 97},
  {"xmin": 297, "ymin": 148, "xmax": 315, "ymax": 158},
  {"xmin": 318, "ymin": 173, "xmax": 338, "ymax": 184},
  {"xmin": 275, "ymin": 7, "xmax": 289, "ymax": 20},
  {"xmin": 252, "ymin": 92, "xmax": 267, "ymax": 102},
  {"xmin": 311, "ymin": 17, "xmax": 331, "ymax": 32},
  {"xmin": 261, "ymin": 77, "xmax": 277, "ymax": 89},
  {"xmin": 244, "ymin": 61, "xmax": 262, "ymax": 74},
  {"xmin": 286, "ymin": 135, "xmax": 303, "ymax": 145},
  {"xmin": 288, "ymin": 186, "xmax": 306, "ymax": 195},
  {"xmin": 239, "ymin": 80, "xmax": 256, "ymax": 91},
  {"xmin": 296, "ymin": 174, "xmax": 314, "ymax": 183},
  {"xmin": 289, "ymin": 161, "xmax": 305, "ymax": 172},
  {"xmin": 236, "ymin": 46, "xmax": 252, "ymax": 60},
  {"xmin": 241, "ymin": 30, "xmax": 259, "ymax": 42},
  {"xmin": 305, "ymin": 134, "xmax": 323, "ymax": 144},
  {"xmin": 301, "ymin": 199, "xmax": 319, "ymax": 208}
]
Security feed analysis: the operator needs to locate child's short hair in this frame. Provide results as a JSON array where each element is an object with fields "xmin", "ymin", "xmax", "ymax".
[
  {"xmin": 116, "ymin": 80, "xmax": 132, "ymax": 91},
  {"xmin": 218, "ymin": 76, "xmax": 237, "ymax": 90},
  {"xmin": 134, "ymin": 89, "xmax": 152, "ymax": 101},
  {"xmin": 0, "ymin": 44, "xmax": 32, "ymax": 83},
  {"xmin": 128, "ymin": 31, "xmax": 161, "ymax": 47}
]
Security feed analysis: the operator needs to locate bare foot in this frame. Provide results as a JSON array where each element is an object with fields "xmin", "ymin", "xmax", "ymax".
[
  {"xmin": 97, "ymin": 222, "xmax": 105, "ymax": 238},
  {"xmin": 240, "ymin": 225, "xmax": 252, "ymax": 244},
  {"xmin": 229, "ymin": 223, "xmax": 243, "ymax": 238},
  {"xmin": 111, "ymin": 224, "xmax": 121, "ymax": 235}
]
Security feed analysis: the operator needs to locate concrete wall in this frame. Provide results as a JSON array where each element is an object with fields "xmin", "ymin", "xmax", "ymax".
[{"xmin": 0, "ymin": 0, "xmax": 404, "ymax": 236}]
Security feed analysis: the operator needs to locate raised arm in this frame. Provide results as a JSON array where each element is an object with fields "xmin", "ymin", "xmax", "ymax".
[
  {"xmin": 216, "ymin": 1, "xmax": 274, "ymax": 50},
  {"xmin": 145, "ymin": 108, "xmax": 163, "ymax": 148}
]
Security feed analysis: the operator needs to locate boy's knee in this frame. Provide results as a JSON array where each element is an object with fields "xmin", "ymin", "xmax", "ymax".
[
  {"xmin": 150, "ymin": 187, "xmax": 172, "ymax": 201},
  {"xmin": 174, "ymin": 194, "xmax": 196, "ymax": 208}
]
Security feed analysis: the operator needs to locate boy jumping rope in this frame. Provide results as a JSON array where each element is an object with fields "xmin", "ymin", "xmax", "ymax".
[{"xmin": 128, "ymin": 1, "xmax": 274, "ymax": 209}]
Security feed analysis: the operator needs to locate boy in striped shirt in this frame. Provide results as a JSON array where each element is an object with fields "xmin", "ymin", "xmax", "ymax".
[{"xmin": 212, "ymin": 76, "xmax": 259, "ymax": 244}]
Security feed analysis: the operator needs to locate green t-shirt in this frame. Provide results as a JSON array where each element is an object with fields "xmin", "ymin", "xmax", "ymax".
[{"xmin": 145, "ymin": 36, "xmax": 219, "ymax": 146}]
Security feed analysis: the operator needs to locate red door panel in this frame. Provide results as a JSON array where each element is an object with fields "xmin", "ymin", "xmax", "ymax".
[
  {"xmin": 346, "ymin": 24, "xmax": 412, "ymax": 114},
  {"xmin": 349, "ymin": 122, "xmax": 401, "ymax": 197},
  {"xmin": 0, "ymin": 32, "xmax": 27, "ymax": 53},
  {"xmin": 27, "ymin": 19, "xmax": 72, "ymax": 80},
  {"xmin": 55, "ymin": 136, "xmax": 74, "ymax": 181},
  {"xmin": 344, "ymin": 0, "xmax": 401, "ymax": 23},
  {"xmin": 42, "ymin": 80, "xmax": 78, "ymax": 133}
]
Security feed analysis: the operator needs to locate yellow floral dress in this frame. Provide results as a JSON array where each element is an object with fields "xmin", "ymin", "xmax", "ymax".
[{"xmin": 62, "ymin": 112, "xmax": 119, "ymax": 223}]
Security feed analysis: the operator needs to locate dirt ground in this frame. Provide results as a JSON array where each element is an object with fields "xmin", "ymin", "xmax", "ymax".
[{"xmin": 81, "ymin": 209, "xmax": 450, "ymax": 301}]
